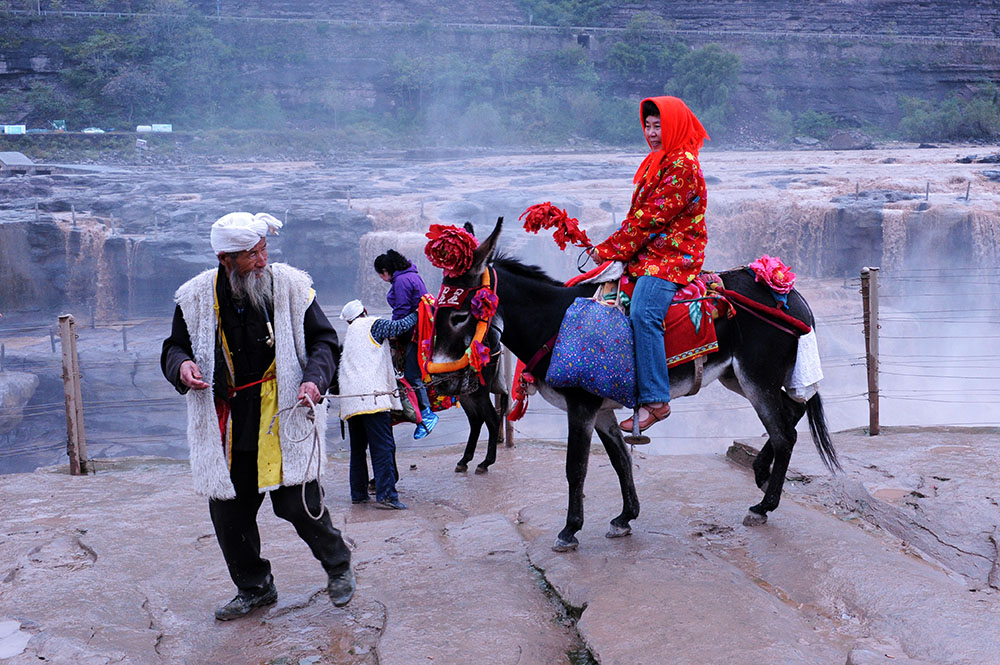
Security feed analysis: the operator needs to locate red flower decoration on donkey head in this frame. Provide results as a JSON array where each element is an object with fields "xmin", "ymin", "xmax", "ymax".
[{"xmin": 425, "ymin": 224, "xmax": 479, "ymax": 278}]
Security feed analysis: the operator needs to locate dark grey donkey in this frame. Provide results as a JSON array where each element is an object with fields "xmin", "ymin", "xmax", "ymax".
[{"xmin": 427, "ymin": 218, "xmax": 840, "ymax": 552}]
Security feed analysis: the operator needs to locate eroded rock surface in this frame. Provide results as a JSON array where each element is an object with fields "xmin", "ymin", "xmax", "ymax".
[{"xmin": 2, "ymin": 429, "xmax": 999, "ymax": 664}]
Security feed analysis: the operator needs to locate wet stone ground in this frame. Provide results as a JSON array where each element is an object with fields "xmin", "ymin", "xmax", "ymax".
[{"xmin": 1, "ymin": 426, "xmax": 999, "ymax": 665}]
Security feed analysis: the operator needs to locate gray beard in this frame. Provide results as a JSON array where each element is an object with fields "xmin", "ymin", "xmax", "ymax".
[{"xmin": 228, "ymin": 265, "xmax": 273, "ymax": 313}]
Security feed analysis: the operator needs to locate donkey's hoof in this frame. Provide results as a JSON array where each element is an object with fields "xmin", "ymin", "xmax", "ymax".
[
  {"xmin": 606, "ymin": 524, "xmax": 631, "ymax": 539},
  {"xmin": 474, "ymin": 464, "xmax": 489, "ymax": 475},
  {"xmin": 455, "ymin": 463, "xmax": 468, "ymax": 473},
  {"xmin": 743, "ymin": 510, "xmax": 768, "ymax": 527},
  {"xmin": 552, "ymin": 537, "xmax": 579, "ymax": 552}
]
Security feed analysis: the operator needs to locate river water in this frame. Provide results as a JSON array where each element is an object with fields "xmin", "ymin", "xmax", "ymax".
[{"xmin": 1, "ymin": 146, "xmax": 998, "ymax": 473}]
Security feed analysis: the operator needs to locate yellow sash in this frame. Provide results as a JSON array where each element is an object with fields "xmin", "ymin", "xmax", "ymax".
[{"xmin": 256, "ymin": 358, "xmax": 282, "ymax": 490}]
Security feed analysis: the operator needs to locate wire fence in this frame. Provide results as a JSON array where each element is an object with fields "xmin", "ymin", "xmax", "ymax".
[
  {"xmin": 1, "ymin": 267, "xmax": 997, "ymax": 472},
  {"xmin": 851, "ymin": 267, "xmax": 1000, "ymax": 424}
]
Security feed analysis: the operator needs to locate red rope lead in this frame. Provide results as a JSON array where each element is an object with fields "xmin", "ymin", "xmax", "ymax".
[{"xmin": 719, "ymin": 288, "xmax": 812, "ymax": 336}]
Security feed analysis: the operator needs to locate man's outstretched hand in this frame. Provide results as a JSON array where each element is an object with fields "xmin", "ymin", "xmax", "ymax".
[{"xmin": 180, "ymin": 360, "xmax": 210, "ymax": 390}]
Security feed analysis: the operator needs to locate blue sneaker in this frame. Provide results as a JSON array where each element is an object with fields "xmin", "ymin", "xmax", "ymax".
[{"xmin": 413, "ymin": 409, "xmax": 439, "ymax": 440}]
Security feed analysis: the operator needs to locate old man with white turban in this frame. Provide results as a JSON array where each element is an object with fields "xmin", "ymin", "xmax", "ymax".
[{"xmin": 160, "ymin": 211, "xmax": 356, "ymax": 620}]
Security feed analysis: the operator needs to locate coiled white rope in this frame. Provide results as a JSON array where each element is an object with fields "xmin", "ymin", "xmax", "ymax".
[{"xmin": 268, "ymin": 388, "xmax": 403, "ymax": 520}]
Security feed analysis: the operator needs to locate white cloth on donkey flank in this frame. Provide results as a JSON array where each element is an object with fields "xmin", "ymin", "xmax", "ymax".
[{"xmin": 785, "ymin": 329, "xmax": 823, "ymax": 403}]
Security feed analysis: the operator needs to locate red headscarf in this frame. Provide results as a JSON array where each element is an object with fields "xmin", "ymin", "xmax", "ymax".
[{"xmin": 633, "ymin": 96, "xmax": 709, "ymax": 186}]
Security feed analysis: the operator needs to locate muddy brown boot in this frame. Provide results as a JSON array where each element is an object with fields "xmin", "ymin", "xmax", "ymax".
[{"xmin": 214, "ymin": 582, "xmax": 277, "ymax": 621}]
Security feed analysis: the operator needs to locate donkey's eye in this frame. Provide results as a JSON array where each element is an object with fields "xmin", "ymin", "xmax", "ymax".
[{"xmin": 450, "ymin": 311, "xmax": 471, "ymax": 327}]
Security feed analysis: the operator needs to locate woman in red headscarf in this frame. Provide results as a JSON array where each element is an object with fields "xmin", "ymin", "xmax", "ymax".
[{"xmin": 590, "ymin": 96, "xmax": 709, "ymax": 433}]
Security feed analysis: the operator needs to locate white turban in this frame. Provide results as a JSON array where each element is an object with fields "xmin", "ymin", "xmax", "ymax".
[
  {"xmin": 210, "ymin": 212, "xmax": 283, "ymax": 255},
  {"xmin": 340, "ymin": 299, "xmax": 364, "ymax": 323}
]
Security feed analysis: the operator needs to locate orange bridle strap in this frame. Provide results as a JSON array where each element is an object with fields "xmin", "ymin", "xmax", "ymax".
[{"xmin": 425, "ymin": 268, "xmax": 493, "ymax": 375}]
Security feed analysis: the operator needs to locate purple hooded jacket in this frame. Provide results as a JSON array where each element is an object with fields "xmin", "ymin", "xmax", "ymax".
[{"xmin": 387, "ymin": 263, "xmax": 429, "ymax": 321}]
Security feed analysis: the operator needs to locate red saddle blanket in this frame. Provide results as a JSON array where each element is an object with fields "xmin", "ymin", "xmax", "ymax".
[
  {"xmin": 616, "ymin": 274, "xmax": 726, "ymax": 368},
  {"xmin": 662, "ymin": 279, "xmax": 721, "ymax": 367}
]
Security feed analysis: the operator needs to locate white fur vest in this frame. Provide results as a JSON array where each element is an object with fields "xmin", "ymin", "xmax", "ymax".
[
  {"xmin": 174, "ymin": 263, "xmax": 328, "ymax": 499},
  {"xmin": 338, "ymin": 316, "xmax": 402, "ymax": 419}
]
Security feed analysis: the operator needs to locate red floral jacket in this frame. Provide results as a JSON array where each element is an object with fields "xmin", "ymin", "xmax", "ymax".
[{"xmin": 594, "ymin": 149, "xmax": 708, "ymax": 285}]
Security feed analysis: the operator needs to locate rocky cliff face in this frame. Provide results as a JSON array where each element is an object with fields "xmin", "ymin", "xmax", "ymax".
[
  {"xmin": 25, "ymin": 0, "xmax": 1000, "ymax": 37},
  {"xmin": 1, "ymin": 1, "xmax": 998, "ymax": 131}
]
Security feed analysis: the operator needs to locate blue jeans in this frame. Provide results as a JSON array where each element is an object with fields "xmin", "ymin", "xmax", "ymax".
[
  {"xmin": 347, "ymin": 412, "xmax": 399, "ymax": 502},
  {"xmin": 630, "ymin": 276, "xmax": 680, "ymax": 405}
]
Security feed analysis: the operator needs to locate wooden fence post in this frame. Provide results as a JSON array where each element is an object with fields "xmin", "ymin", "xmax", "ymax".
[
  {"xmin": 58, "ymin": 314, "xmax": 89, "ymax": 474},
  {"xmin": 861, "ymin": 267, "xmax": 880, "ymax": 436}
]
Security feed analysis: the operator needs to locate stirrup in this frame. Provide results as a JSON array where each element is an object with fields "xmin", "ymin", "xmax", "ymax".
[{"xmin": 622, "ymin": 407, "xmax": 650, "ymax": 445}]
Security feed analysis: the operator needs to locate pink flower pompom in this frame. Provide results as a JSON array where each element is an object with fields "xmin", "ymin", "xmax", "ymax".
[{"xmin": 749, "ymin": 255, "xmax": 796, "ymax": 294}]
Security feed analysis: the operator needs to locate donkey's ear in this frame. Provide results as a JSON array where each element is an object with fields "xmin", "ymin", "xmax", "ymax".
[
  {"xmin": 463, "ymin": 221, "xmax": 475, "ymax": 236},
  {"xmin": 469, "ymin": 217, "xmax": 502, "ymax": 275}
]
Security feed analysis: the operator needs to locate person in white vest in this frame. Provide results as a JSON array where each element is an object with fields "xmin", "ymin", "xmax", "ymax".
[
  {"xmin": 160, "ymin": 211, "xmax": 355, "ymax": 621},
  {"xmin": 338, "ymin": 299, "xmax": 418, "ymax": 510}
]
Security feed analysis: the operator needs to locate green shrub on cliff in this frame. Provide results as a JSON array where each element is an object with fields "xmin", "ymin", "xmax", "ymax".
[
  {"xmin": 605, "ymin": 12, "xmax": 687, "ymax": 85},
  {"xmin": 517, "ymin": 0, "xmax": 616, "ymax": 26},
  {"xmin": 899, "ymin": 85, "xmax": 1000, "ymax": 141},
  {"xmin": 794, "ymin": 111, "xmax": 837, "ymax": 140},
  {"xmin": 3, "ymin": 8, "xmax": 746, "ymax": 151},
  {"xmin": 667, "ymin": 44, "xmax": 741, "ymax": 137}
]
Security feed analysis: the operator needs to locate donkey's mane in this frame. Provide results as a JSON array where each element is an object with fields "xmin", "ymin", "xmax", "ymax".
[{"xmin": 492, "ymin": 255, "xmax": 564, "ymax": 287}]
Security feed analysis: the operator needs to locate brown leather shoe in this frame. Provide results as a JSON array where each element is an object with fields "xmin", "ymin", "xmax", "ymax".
[{"xmin": 619, "ymin": 403, "xmax": 671, "ymax": 433}]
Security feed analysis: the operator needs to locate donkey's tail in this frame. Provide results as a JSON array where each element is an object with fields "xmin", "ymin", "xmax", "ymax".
[{"xmin": 806, "ymin": 393, "xmax": 841, "ymax": 473}]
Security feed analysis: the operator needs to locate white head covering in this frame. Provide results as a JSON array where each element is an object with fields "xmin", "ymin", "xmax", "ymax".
[
  {"xmin": 340, "ymin": 299, "xmax": 365, "ymax": 323},
  {"xmin": 210, "ymin": 212, "xmax": 283, "ymax": 255}
]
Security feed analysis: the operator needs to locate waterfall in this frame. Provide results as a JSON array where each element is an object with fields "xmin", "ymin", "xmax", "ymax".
[{"xmin": 358, "ymin": 231, "xmax": 438, "ymax": 310}]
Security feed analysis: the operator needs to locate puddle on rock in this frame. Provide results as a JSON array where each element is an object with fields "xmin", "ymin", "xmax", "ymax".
[{"xmin": 871, "ymin": 488, "xmax": 912, "ymax": 502}]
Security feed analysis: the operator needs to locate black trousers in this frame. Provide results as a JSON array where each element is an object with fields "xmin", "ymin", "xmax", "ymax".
[
  {"xmin": 348, "ymin": 411, "xmax": 399, "ymax": 503},
  {"xmin": 209, "ymin": 450, "xmax": 351, "ymax": 592}
]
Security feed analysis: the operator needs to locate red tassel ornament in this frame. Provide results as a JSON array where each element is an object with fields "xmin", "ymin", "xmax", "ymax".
[{"xmin": 519, "ymin": 202, "xmax": 591, "ymax": 251}]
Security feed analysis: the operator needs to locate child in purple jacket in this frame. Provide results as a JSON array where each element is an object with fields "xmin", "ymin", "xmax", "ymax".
[{"xmin": 374, "ymin": 249, "xmax": 438, "ymax": 439}]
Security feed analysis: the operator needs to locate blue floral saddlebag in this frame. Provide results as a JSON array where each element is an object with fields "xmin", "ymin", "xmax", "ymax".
[{"xmin": 545, "ymin": 297, "xmax": 636, "ymax": 408}]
